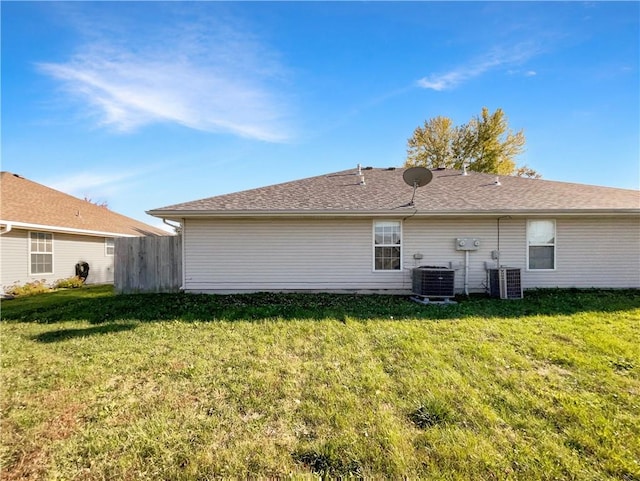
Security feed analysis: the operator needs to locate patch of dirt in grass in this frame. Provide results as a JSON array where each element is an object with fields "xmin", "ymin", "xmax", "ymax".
[
  {"xmin": 40, "ymin": 402, "xmax": 84, "ymax": 441},
  {"xmin": 536, "ymin": 364, "xmax": 573, "ymax": 378},
  {"xmin": 2, "ymin": 441, "xmax": 49, "ymax": 481},
  {"xmin": 2, "ymin": 393, "xmax": 84, "ymax": 481},
  {"xmin": 240, "ymin": 410, "xmax": 264, "ymax": 423},
  {"xmin": 264, "ymin": 418, "xmax": 298, "ymax": 447}
]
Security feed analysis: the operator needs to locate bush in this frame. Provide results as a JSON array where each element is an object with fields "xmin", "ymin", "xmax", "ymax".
[
  {"xmin": 4, "ymin": 280, "xmax": 51, "ymax": 297},
  {"xmin": 54, "ymin": 276, "xmax": 85, "ymax": 289}
]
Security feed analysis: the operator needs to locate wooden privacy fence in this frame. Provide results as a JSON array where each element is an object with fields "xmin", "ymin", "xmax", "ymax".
[{"xmin": 114, "ymin": 236, "xmax": 182, "ymax": 294}]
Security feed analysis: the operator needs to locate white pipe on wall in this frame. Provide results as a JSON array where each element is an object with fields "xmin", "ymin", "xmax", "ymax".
[{"xmin": 464, "ymin": 250, "xmax": 470, "ymax": 296}]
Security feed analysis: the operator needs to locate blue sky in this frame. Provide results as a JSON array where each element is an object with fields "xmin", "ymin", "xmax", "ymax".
[{"xmin": 2, "ymin": 1, "xmax": 638, "ymax": 229}]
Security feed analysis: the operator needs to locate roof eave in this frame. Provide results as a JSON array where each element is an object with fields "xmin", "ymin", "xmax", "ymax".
[
  {"xmin": 147, "ymin": 208, "xmax": 640, "ymax": 220},
  {"xmin": 0, "ymin": 220, "xmax": 140, "ymax": 237}
]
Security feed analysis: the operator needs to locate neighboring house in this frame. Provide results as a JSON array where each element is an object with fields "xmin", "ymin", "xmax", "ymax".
[
  {"xmin": 1, "ymin": 171, "xmax": 168, "ymax": 291},
  {"xmin": 147, "ymin": 166, "xmax": 640, "ymax": 294}
]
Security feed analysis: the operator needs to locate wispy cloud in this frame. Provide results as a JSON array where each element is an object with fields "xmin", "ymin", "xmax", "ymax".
[
  {"xmin": 417, "ymin": 43, "xmax": 541, "ymax": 91},
  {"xmin": 46, "ymin": 170, "xmax": 141, "ymax": 200},
  {"xmin": 37, "ymin": 8, "xmax": 293, "ymax": 142}
]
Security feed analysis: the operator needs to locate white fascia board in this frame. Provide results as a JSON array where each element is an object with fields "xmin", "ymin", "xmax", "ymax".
[
  {"xmin": 146, "ymin": 208, "xmax": 640, "ymax": 219},
  {"xmin": 0, "ymin": 220, "xmax": 138, "ymax": 238}
]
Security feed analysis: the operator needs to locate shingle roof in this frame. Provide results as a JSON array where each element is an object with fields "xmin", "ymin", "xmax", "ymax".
[
  {"xmin": 148, "ymin": 166, "xmax": 640, "ymax": 217},
  {"xmin": 1, "ymin": 172, "xmax": 168, "ymax": 236}
]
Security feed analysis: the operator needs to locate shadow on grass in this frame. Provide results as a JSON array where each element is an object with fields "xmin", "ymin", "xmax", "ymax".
[
  {"xmin": 2, "ymin": 285, "xmax": 639, "ymax": 324},
  {"xmin": 31, "ymin": 323, "xmax": 138, "ymax": 343}
]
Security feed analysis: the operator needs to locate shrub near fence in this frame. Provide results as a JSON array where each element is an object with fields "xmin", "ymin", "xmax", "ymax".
[{"xmin": 114, "ymin": 235, "xmax": 181, "ymax": 294}]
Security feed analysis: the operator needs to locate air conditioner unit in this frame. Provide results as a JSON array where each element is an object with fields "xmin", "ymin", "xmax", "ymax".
[
  {"xmin": 412, "ymin": 267, "xmax": 456, "ymax": 298},
  {"xmin": 488, "ymin": 268, "xmax": 523, "ymax": 299}
]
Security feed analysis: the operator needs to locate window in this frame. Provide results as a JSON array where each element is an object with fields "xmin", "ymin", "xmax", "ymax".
[
  {"xmin": 105, "ymin": 237, "xmax": 115, "ymax": 256},
  {"xmin": 30, "ymin": 232, "xmax": 53, "ymax": 274},
  {"xmin": 527, "ymin": 220, "xmax": 555, "ymax": 270},
  {"xmin": 374, "ymin": 221, "xmax": 402, "ymax": 271}
]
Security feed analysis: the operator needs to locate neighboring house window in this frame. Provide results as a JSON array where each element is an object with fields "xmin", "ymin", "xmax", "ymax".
[
  {"xmin": 527, "ymin": 220, "xmax": 556, "ymax": 270},
  {"xmin": 373, "ymin": 221, "xmax": 402, "ymax": 271},
  {"xmin": 30, "ymin": 232, "xmax": 53, "ymax": 274},
  {"xmin": 105, "ymin": 237, "xmax": 115, "ymax": 256}
]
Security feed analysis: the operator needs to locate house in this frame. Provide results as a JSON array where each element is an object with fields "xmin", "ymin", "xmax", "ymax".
[
  {"xmin": 1, "ymin": 171, "xmax": 168, "ymax": 291},
  {"xmin": 147, "ymin": 166, "xmax": 640, "ymax": 294}
]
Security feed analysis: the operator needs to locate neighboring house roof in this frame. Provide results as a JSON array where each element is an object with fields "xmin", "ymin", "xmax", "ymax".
[
  {"xmin": 148, "ymin": 166, "xmax": 640, "ymax": 218},
  {"xmin": 1, "ymin": 171, "xmax": 168, "ymax": 236}
]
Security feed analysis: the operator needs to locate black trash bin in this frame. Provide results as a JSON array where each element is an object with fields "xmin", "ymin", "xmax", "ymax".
[{"xmin": 75, "ymin": 261, "xmax": 90, "ymax": 282}]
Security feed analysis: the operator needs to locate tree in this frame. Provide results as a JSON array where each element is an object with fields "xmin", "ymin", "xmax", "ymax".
[{"xmin": 405, "ymin": 107, "xmax": 540, "ymax": 178}]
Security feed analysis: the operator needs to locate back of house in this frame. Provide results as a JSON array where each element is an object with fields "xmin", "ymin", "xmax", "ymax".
[{"xmin": 148, "ymin": 166, "xmax": 640, "ymax": 295}]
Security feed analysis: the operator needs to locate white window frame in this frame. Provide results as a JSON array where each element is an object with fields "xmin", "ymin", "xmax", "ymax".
[
  {"xmin": 29, "ymin": 231, "xmax": 54, "ymax": 275},
  {"xmin": 372, "ymin": 220, "xmax": 403, "ymax": 272},
  {"xmin": 526, "ymin": 219, "xmax": 556, "ymax": 271},
  {"xmin": 105, "ymin": 237, "xmax": 115, "ymax": 256}
]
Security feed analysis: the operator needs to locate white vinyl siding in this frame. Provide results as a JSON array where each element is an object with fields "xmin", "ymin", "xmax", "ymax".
[
  {"xmin": 182, "ymin": 215, "xmax": 640, "ymax": 293},
  {"xmin": 525, "ymin": 217, "xmax": 640, "ymax": 289},
  {"xmin": 373, "ymin": 221, "xmax": 402, "ymax": 271},
  {"xmin": 29, "ymin": 232, "xmax": 53, "ymax": 275},
  {"xmin": 1, "ymin": 229, "xmax": 117, "ymax": 292},
  {"xmin": 183, "ymin": 218, "xmax": 407, "ymax": 293},
  {"xmin": 1, "ymin": 230, "xmax": 29, "ymax": 289}
]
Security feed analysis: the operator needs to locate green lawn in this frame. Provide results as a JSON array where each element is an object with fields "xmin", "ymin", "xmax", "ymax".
[{"xmin": 1, "ymin": 286, "xmax": 639, "ymax": 480}]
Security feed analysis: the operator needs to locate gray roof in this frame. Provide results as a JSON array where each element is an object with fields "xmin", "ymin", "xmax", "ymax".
[{"xmin": 148, "ymin": 167, "xmax": 640, "ymax": 218}]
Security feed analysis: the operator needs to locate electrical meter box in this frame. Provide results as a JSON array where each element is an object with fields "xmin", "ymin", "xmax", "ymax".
[{"xmin": 455, "ymin": 237, "xmax": 480, "ymax": 251}]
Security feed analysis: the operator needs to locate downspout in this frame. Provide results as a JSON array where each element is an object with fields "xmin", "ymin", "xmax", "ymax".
[
  {"xmin": 162, "ymin": 218, "xmax": 181, "ymax": 233},
  {"xmin": 181, "ymin": 218, "xmax": 186, "ymax": 291},
  {"xmin": 0, "ymin": 223, "xmax": 12, "ymax": 235},
  {"xmin": 161, "ymin": 218, "xmax": 185, "ymax": 291},
  {"xmin": 464, "ymin": 250, "xmax": 470, "ymax": 296}
]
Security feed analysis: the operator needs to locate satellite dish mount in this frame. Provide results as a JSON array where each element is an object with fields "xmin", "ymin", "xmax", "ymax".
[{"xmin": 402, "ymin": 167, "xmax": 433, "ymax": 206}]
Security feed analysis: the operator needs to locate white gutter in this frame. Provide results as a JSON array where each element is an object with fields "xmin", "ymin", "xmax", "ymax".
[
  {"xmin": 0, "ymin": 223, "xmax": 12, "ymax": 235},
  {"xmin": 0, "ymin": 220, "xmax": 138, "ymax": 238},
  {"xmin": 147, "ymin": 209, "xmax": 640, "ymax": 220}
]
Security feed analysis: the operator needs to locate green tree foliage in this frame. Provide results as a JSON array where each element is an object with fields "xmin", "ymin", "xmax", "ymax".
[{"xmin": 406, "ymin": 107, "xmax": 540, "ymax": 178}]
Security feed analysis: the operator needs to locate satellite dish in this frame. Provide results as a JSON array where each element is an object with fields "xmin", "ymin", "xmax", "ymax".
[
  {"xmin": 403, "ymin": 167, "xmax": 433, "ymax": 188},
  {"xmin": 402, "ymin": 167, "xmax": 433, "ymax": 206}
]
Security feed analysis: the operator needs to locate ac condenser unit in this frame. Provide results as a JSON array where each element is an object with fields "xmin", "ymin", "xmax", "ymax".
[
  {"xmin": 488, "ymin": 268, "xmax": 523, "ymax": 299},
  {"xmin": 412, "ymin": 267, "xmax": 456, "ymax": 298}
]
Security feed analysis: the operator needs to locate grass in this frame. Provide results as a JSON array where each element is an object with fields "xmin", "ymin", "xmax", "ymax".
[{"xmin": 1, "ymin": 285, "xmax": 639, "ymax": 480}]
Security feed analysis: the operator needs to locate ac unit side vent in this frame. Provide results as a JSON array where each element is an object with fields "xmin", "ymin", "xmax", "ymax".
[
  {"xmin": 488, "ymin": 268, "xmax": 523, "ymax": 299},
  {"xmin": 412, "ymin": 267, "xmax": 455, "ymax": 298}
]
